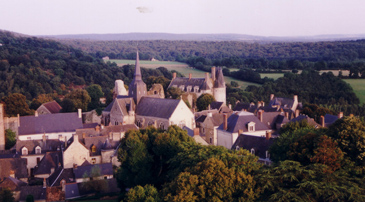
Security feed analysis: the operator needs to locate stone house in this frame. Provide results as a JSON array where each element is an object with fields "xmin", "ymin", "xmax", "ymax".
[
  {"xmin": 196, "ymin": 111, "xmax": 226, "ymax": 146},
  {"xmin": 36, "ymin": 101, "xmax": 62, "ymax": 115},
  {"xmin": 217, "ymin": 111, "xmax": 271, "ymax": 149}
]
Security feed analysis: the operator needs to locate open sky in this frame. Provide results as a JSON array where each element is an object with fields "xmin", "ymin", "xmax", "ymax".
[{"xmin": 1, "ymin": 0, "xmax": 364, "ymax": 37}]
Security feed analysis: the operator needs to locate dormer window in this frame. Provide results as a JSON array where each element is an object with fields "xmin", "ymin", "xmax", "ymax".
[
  {"xmin": 236, "ymin": 146, "xmax": 240, "ymax": 151},
  {"xmin": 35, "ymin": 146, "xmax": 41, "ymax": 154},
  {"xmin": 22, "ymin": 147, "xmax": 28, "ymax": 155},
  {"xmin": 247, "ymin": 122, "xmax": 256, "ymax": 132},
  {"xmin": 266, "ymin": 151, "xmax": 270, "ymax": 159},
  {"xmin": 251, "ymin": 148, "xmax": 255, "ymax": 155},
  {"xmin": 91, "ymin": 145, "xmax": 97, "ymax": 153}
]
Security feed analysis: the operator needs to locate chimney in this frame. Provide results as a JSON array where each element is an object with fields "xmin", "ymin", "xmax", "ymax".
[
  {"xmin": 257, "ymin": 101, "xmax": 262, "ymax": 108},
  {"xmin": 338, "ymin": 112, "xmax": 343, "ymax": 119},
  {"xmin": 211, "ymin": 67, "xmax": 216, "ymax": 81},
  {"xmin": 9, "ymin": 170, "xmax": 15, "ymax": 178},
  {"xmin": 238, "ymin": 129, "xmax": 243, "ymax": 134},
  {"xmin": 320, "ymin": 116, "xmax": 325, "ymax": 127},
  {"xmin": 294, "ymin": 95, "xmax": 298, "ymax": 102},
  {"xmin": 207, "ymin": 112, "xmax": 212, "ymax": 118},
  {"xmin": 258, "ymin": 110, "xmax": 263, "ymax": 122},
  {"xmin": 208, "ymin": 104, "xmax": 211, "ymax": 110},
  {"xmin": 270, "ymin": 94, "xmax": 275, "ymax": 100},
  {"xmin": 17, "ymin": 114, "xmax": 20, "ymax": 127},
  {"xmin": 82, "ymin": 132, "xmax": 86, "ymax": 139},
  {"xmin": 42, "ymin": 133, "xmax": 46, "ymax": 142},
  {"xmin": 266, "ymin": 131, "xmax": 272, "ymax": 140},
  {"xmin": 205, "ymin": 72, "xmax": 209, "ymax": 81},
  {"xmin": 73, "ymin": 164, "xmax": 78, "ymax": 169},
  {"xmin": 95, "ymin": 125, "xmax": 100, "ymax": 132},
  {"xmin": 35, "ymin": 111, "xmax": 38, "ymax": 117},
  {"xmin": 223, "ymin": 114, "xmax": 228, "ymax": 130},
  {"xmin": 261, "ymin": 101, "xmax": 265, "ymax": 107},
  {"xmin": 295, "ymin": 109, "xmax": 300, "ymax": 118},
  {"xmin": 43, "ymin": 178, "xmax": 47, "ymax": 188},
  {"xmin": 228, "ymin": 104, "xmax": 232, "ymax": 109},
  {"xmin": 74, "ymin": 134, "xmax": 79, "ymax": 143},
  {"xmin": 189, "ymin": 73, "xmax": 192, "ymax": 80},
  {"xmin": 193, "ymin": 128, "xmax": 200, "ymax": 136},
  {"xmin": 64, "ymin": 136, "xmax": 67, "ymax": 148},
  {"xmin": 78, "ymin": 108, "xmax": 82, "ymax": 119},
  {"xmin": 172, "ymin": 72, "xmax": 176, "ymax": 79}
]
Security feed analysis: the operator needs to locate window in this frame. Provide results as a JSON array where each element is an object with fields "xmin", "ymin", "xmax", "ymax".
[
  {"xmin": 91, "ymin": 145, "xmax": 97, "ymax": 153},
  {"xmin": 159, "ymin": 123, "xmax": 165, "ymax": 130},
  {"xmin": 91, "ymin": 158, "xmax": 96, "ymax": 164},
  {"xmin": 247, "ymin": 122, "xmax": 256, "ymax": 132},
  {"xmin": 35, "ymin": 146, "xmax": 41, "ymax": 154},
  {"xmin": 251, "ymin": 148, "xmax": 255, "ymax": 155},
  {"xmin": 148, "ymin": 121, "xmax": 154, "ymax": 126},
  {"xmin": 22, "ymin": 147, "xmax": 28, "ymax": 155},
  {"xmin": 236, "ymin": 146, "xmax": 240, "ymax": 151},
  {"xmin": 136, "ymin": 119, "xmax": 143, "ymax": 128}
]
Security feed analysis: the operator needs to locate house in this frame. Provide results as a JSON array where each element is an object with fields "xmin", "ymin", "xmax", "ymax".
[
  {"xmin": 102, "ymin": 97, "xmax": 135, "ymax": 126},
  {"xmin": 73, "ymin": 163, "xmax": 113, "ymax": 183},
  {"xmin": 268, "ymin": 94, "xmax": 300, "ymax": 113},
  {"xmin": 135, "ymin": 97, "xmax": 195, "ymax": 130},
  {"xmin": 319, "ymin": 112, "xmax": 343, "ymax": 128},
  {"xmin": 196, "ymin": 111, "xmax": 227, "ymax": 145},
  {"xmin": 0, "ymin": 176, "xmax": 27, "ymax": 201},
  {"xmin": 33, "ymin": 151, "xmax": 63, "ymax": 179},
  {"xmin": 63, "ymin": 124, "xmax": 137, "ymax": 168},
  {"xmin": 36, "ymin": 101, "xmax": 62, "ymax": 115},
  {"xmin": 168, "ymin": 66, "xmax": 226, "ymax": 104},
  {"xmin": 15, "ymin": 139, "xmax": 64, "ymax": 175},
  {"xmin": 18, "ymin": 110, "xmax": 83, "ymax": 141},
  {"xmin": 232, "ymin": 133, "xmax": 275, "ymax": 165},
  {"xmin": 217, "ymin": 111, "xmax": 271, "ymax": 149},
  {"xmin": 0, "ymin": 158, "xmax": 28, "ymax": 183}
]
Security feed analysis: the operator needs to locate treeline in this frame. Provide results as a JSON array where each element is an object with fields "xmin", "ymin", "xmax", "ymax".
[
  {"xmin": 55, "ymin": 39, "xmax": 365, "ymax": 70},
  {"xmin": 116, "ymin": 123, "xmax": 365, "ymax": 201},
  {"xmin": 0, "ymin": 31, "xmax": 178, "ymax": 108}
]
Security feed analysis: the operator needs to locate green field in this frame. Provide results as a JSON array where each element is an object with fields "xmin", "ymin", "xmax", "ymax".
[
  {"xmin": 260, "ymin": 73, "xmax": 285, "ymax": 80},
  {"xmin": 107, "ymin": 59, "xmax": 260, "ymax": 89},
  {"xmin": 343, "ymin": 79, "xmax": 365, "ymax": 104}
]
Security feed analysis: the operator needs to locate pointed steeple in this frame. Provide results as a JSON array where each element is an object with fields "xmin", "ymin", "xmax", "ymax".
[
  {"xmin": 128, "ymin": 51, "xmax": 147, "ymax": 105},
  {"xmin": 134, "ymin": 50, "xmax": 142, "ymax": 81}
]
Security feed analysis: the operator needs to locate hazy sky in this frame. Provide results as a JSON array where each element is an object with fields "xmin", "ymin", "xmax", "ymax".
[{"xmin": 1, "ymin": 0, "xmax": 364, "ymax": 36}]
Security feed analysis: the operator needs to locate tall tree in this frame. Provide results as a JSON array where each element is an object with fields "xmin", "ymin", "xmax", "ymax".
[
  {"xmin": 196, "ymin": 93, "xmax": 215, "ymax": 111},
  {"xmin": 1, "ymin": 93, "xmax": 33, "ymax": 116},
  {"xmin": 62, "ymin": 89, "xmax": 91, "ymax": 112},
  {"xmin": 86, "ymin": 84, "xmax": 104, "ymax": 110}
]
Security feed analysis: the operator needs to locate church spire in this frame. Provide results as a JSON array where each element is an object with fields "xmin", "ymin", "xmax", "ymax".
[{"xmin": 134, "ymin": 50, "xmax": 142, "ymax": 81}]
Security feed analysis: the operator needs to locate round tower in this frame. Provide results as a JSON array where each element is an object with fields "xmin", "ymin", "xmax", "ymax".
[{"xmin": 213, "ymin": 67, "xmax": 226, "ymax": 105}]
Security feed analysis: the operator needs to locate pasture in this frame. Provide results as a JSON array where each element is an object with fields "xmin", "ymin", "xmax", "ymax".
[
  {"xmin": 107, "ymin": 59, "xmax": 260, "ymax": 89},
  {"xmin": 343, "ymin": 79, "xmax": 365, "ymax": 104}
]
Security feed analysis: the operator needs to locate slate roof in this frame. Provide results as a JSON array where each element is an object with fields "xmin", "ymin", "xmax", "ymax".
[
  {"xmin": 18, "ymin": 112, "xmax": 83, "ymax": 135},
  {"xmin": 269, "ymin": 97, "xmax": 295, "ymax": 109},
  {"xmin": 33, "ymin": 151, "xmax": 63, "ymax": 175},
  {"xmin": 41, "ymin": 101, "xmax": 62, "ymax": 114},
  {"xmin": 324, "ymin": 114, "xmax": 338, "ymax": 125},
  {"xmin": 84, "ymin": 136, "xmax": 119, "ymax": 156},
  {"xmin": 210, "ymin": 101, "xmax": 224, "ymax": 110},
  {"xmin": 73, "ymin": 163, "xmax": 113, "ymax": 179},
  {"xmin": 290, "ymin": 115, "xmax": 321, "ymax": 127},
  {"xmin": 169, "ymin": 77, "xmax": 207, "ymax": 92},
  {"xmin": 195, "ymin": 115, "xmax": 207, "ymax": 123},
  {"xmin": 136, "ymin": 97, "xmax": 181, "ymax": 119},
  {"xmin": 65, "ymin": 183, "xmax": 80, "ymax": 199},
  {"xmin": 0, "ymin": 177, "xmax": 27, "ymax": 191},
  {"xmin": 217, "ymin": 111, "xmax": 269, "ymax": 133},
  {"xmin": 233, "ymin": 102, "xmax": 257, "ymax": 113},
  {"xmin": 19, "ymin": 186, "xmax": 46, "ymax": 201},
  {"xmin": 15, "ymin": 139, "xmax": 64, "ymax": 154},
  {"xmin": 0, "ymin": 158, "xmax": 28, "ymax": 179},
  {"xmin": 48, "ymin": 168, "xmax": 75, "ymax": 187},
  {"xmin": 232, "ymin": 134, "xmax": 275, "ymax": 159},
  {"xmin": 214, "ymin": 67, "xmax": 225, "ymax": 88}
]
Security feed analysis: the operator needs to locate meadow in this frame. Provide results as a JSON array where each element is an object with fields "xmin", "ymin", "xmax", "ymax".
[
  {"xmin": 343, "ymin": 79, "xmax": 365, "ymax": 104},
  {"xmin": 108, "ymin": 59, "xmax": 260, "ymax": 89}
]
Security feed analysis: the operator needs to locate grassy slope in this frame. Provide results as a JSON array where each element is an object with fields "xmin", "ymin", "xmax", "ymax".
[
  {"xmin": 108, "ymin": 59, "xmax": 260, "ymax": 89},
  {"xmin": 343, "ymin": 79, "xmax": 365, "ymax": 105}
]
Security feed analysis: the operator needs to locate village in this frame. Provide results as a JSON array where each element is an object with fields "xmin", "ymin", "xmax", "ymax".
[{"xmin": 0, "ymin": 51, "xmax": 346, "ymax": 201}]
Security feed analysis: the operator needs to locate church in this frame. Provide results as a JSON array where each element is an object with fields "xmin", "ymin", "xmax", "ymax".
[{"xmin": 101, "ymin": 51, "xmax": 195, "ymax": 130}]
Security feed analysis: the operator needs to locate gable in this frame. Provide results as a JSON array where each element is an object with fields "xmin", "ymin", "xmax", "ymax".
[{"xmin": 136, "ymin": 97, "xmax": 180, "ymax": 119}]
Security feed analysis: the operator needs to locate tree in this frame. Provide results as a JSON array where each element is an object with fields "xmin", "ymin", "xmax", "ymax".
[
  {"xmin": 196, "ymin": 94, "xmax": 215, "ymax": 111},
  {"xmin": 1, "ymin": 93, "xmax": 33, "ymax": 116},
  {"xmin": 327, "ymin": 116, "xmax": 365, "ymax": 166},
  {"xmin": 163, "ymin": 156, "xmax": 260, "ymax": 202},
  {"xmin": 29, "ymin": 93, "xmax": 56, "ymax": 110},
  {"xmin": 5, "ymin": 129, "xmax": 16, "ymax": 150},
  {"xmin": 165, "ymin": 87, "xmax": 183, "ymax": 99},
  {"xmin": 0, "ymin": 188, "xmax": 15, "ymax": 202},
  {"xmin": 124, "ymin": 185, "xmax": 161, "ymax": 202},
  {"xmin": 62, "ymin": 89, "xmax": 91, "ymax": 112},
  {"xmin": 25, "ymin": 194, "xmax": 34, "ymax": 202},
  {"xmin": 86, "ymin": 84, "xmax": 104, "ymax": 110}
]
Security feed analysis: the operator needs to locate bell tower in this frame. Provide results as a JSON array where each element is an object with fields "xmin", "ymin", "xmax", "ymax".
[{"xmin": 128, "ymin": 51, "xmax": 147, "ymax": 105}]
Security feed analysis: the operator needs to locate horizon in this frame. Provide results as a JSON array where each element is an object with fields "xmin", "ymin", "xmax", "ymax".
[{"xmin": 1, "ymin": 0, "xmax": 365, "ymax": 37}]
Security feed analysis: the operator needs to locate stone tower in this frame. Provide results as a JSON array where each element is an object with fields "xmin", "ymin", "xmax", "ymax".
[
  {"xmin": 128, "ymin": 51, "xmax": 147, "ymax": 105},
  {"xmin": 213, "ymin": 67, "xmax": 226, "ymax": 105},
  {"xmin": 113, "ymin": 80, "xmax": 128, "ymax": 99},
  {"xmin": 0, "ymin": 104, "xmax": 5, "ymax": 151}
]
